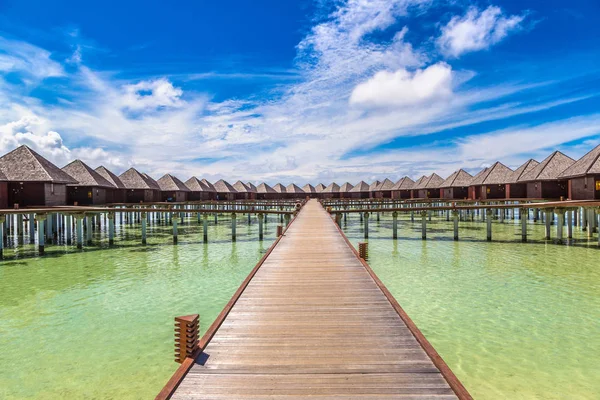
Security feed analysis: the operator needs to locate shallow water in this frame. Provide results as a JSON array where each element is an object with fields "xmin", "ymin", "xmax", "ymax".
[
  {"xmin": 342, "ymin": 211, "xmax": 600, "ymax": 400},
  {"xmin": 0, "ymin": 214, "xmax": 277, "ymax": 399}
]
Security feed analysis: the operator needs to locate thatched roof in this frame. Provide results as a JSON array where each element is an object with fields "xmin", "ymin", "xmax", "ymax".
[
  {"xmin": 368, "ymin": 180, "xmax": 381, "ymax": 191},
  {"xmin": 157, "ymin": 174, "xmax": 190, "ymax": 192},
  {"xmin": 246, "ymin": 182, "xmax": 258, "ymax": 191},
  {"xmin": 425, "ymin": 173, "xmax": 444, "ymax": 189},
  {"xmin": 315, "ymin": 183, "xmax": 326, "ymax": 192},
  {"xmin": 322, "ymin": 182, "xmax": 340, "ymax": 193},
  {"xmin": 213, "ymin": 179, "xmax": 237, "ymax": 193},
  {"xmin": 506, "ymin": 159, "xmax": 539, "ymax": 183},
  {"xmin": 519, "ymin": 151, "xmax": 575, "ymax": 182},
  {"xmin": 0, "ymin": 145, "xmax": 77, "ymax": 184},
  {"xmin": 256, "ymin": 183, "xmax": 277, "ymax": 193},
  {"xmin": 559, "ymin": 145, "xmax": 600, "ymax": 178},
  {"xmin": 233, "ymin": 180, "xmax": 256, "ymax": 193},
  {"xmin": 392, "ymin": 177, "xmax": 414, "ymax": 190},
  {"xmin": 412, "ymin": 175, "xmax": 428, "ymax": 189},
  {"xmin": 0, "ymin": 168, "xmax": 6, "ymax": 181},
  {"xmin": 286, "ymin": 183, "xmax": 305, "ymax": 194},
  {"xmin": 440, "ymin": 169, "xmax": 473, "ymax": 188},
  {"xmin": 119, "ymin": 168, "xmax": 160, "ymax": 190},
  {"xmin": 62, "ymin": 160, "xmax": 115, "ymax": 188},
  {"xmin": 184, "ymin": 177, "xmax": 216, "ymax": 192},
  {"xmin": 95, "ymin": 166, "xmax": 126, "ymax": 189},
  {"xmin": 470, "ymin": 162, "xmax": 513, "ymax": 185},
  {"xmin": 273, "ymin": 183, "xmax": 287, "ymax": 193},
  {"xmin": 378, "ymin": 178, "xmax": 395, "ymax": 191},
  {"xmin": 302, "ymin": 184, "xmax": 316, "ymax": 193},
  {"xmin": 339, "ymin": 182, "xmax": 354, "ymax": 192},
  {"xmin": 349, "ymin": 181, "xmax": 369, "ymax": 192}
]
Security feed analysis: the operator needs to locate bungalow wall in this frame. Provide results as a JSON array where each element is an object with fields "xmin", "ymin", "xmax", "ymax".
[
  {"xmin": 375, "ymin": 190, "xmax": 392, "ymax": 199},
  {"xmin": 441, "ymin": 187, "xmax": 469, "ymax": 200},
  {"xmin": 392, "ymin": 190, "xmax": 411, "ymax": 199},
  {"xmin": 0, "ymin": 182, "xmax": 7, "ymax": 208},
  {"xmin": 256, "ymin": 193, "xmax": 278, "ymax": 200},
  {"xmin": 67, "ymin": 186, "xmax": 108, "ymax": 205},
  {"xmin": 188, "ymin": 192, "xmax": 216, "ymax": 201},
  {"xmin": 348, "ymin": 192, "xmax": 369, "ymax": 199},
  {"xmin": 482, "ymin": 184, "xmax": 506, "ymax": 200},
  {"xmin": 7, "ymin": 182, "xmax": 68, "ymax": 207},
  {"xmin": 569, "ymin": 176, "xmax": 600, "ymax": 200},
  {"xmin": 216, "ymin": 193, "xmax": 235, "ymax": 201},
  {"xmin": 161, "ymin": 191, "xmax": 188, "ymax": 202},
  {"xmin": 105, "ymin": 189, "xmax": 126, "ymax": 204},
  {"xmin": 126, "ymin": 189, "xmax": 159, "ymax": 203},
  {"xmin": 526, "ymin": 181, "xmax": 568, "ymax": 199},
  {"xmin": 506, "ymin": 183, "xmax": 527, "ymax": 199},
  {"xmin": 417, "ymin": 189, "xmax": 440, "ymax": 199}
]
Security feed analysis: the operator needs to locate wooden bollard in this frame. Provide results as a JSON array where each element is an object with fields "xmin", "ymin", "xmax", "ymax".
[
  {"xmin": 358, "ymin": 242, "xmax": 368, "ymax": 260},
  {"xmin": 276, "ymin": 225, "xmax": 283, "ymax": 237},
  {"xmin": 174, "ymin": 314, "xmax": 199, "ymax": 363}
]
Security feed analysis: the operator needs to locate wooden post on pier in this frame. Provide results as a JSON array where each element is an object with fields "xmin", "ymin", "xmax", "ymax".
[
  {"xmin": 556, "ymin": 208, "xmax": 565, "ymax": 244},
  {"xmin": 284, "ymin": 214, "xmax": 291, "ymax": 227},
  {"xmin": 363, "ymin": 212, "xmax": 369, "ymax": 239},
  {"xmin": 203, "ymin": 214, "xmax": 208, "ymax": 242},
  {"xmin": 141, "ymin": 212, "xmax": 147, "ymax": 244},
  {"xmin": 521, "ymin": 209, "xmax": 527, "ymax": 242},
  {"xmin": 29, "ymin": 214, "xmax": 35, "ymax": 244},
  {"xmin": 86, "ymin": 215, "xmax": 93, "ymax": 245},
  {"xmin": 174, "ymin": 314, "xmax": 199, "ymax": 364},
  {"xmin": 231, "ymin": 213, "xmax": 237, "ymax": 241},
  {"xmin": 335, "ymin": 213, "xmax": 342, "ymax": 227},
  {"xmin": 452, "ymin": 210, "xmax": 459, "ymax": 241},
  {"xmin": 108, "ymin": 213, "xmax": 115, "ymax": 245},
  {"xmin": 545, "ymin": 211, "xmax": 552, "ymax": 240},
  {"xmin": 421, "ymin": 210, "xmax": 427, "ymax": 240},
  {"xmin": 258, "ymin": 213, "xmax": 264, "ymax": 240},
  {"xmin": 36, "ymin": 214, "xmax": 46, "ymax": 255},
  {"xmin": 172, "ymin": 215, "xmax": 178, "ymax": 244},
  {"xmin": 276, "ymin": 225, "xmax": 283, "ymax": 237},
  {"xmin": 0, "ymin": 215, "xmax": 5, "ymax": 258},
  {"xmin": 392, "ymin": 211, "xmax": 398, "ymax": 239},
  {"xmin": 17, "ymin": 213, "xmax": 23, "ymax": 236},
  {"xmin": 358, "ymin": 242, "xmax": 368, "ymax": 260},
  {"xmin": 65, "ymin": 214, "xmax": 72, "ymax": 244},
  {"xmin": 486, "ymin": 209, "xmax": 492, "ymax": 241},
  {"xmin": 567, "ymin": 209, "xmax": 573, "ymax": 239},
  {"xmin": 75, "ymin": 215, "xmax": 83, "ymax": 249}
]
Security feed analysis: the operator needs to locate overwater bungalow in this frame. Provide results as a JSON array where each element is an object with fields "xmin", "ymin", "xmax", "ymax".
[
  {"xmin": 559, "ymin": 145, "xmax": 600, "ymax": 199},
  {"xmin": 368, "ymin": 180, "xmax": 381, "ymax": 199},
  {"xmin": 246, "ymin": 182, "xmax": 258, "ymax": 192},
  {"xmin": 505, "ymin": 159, "xmax": 539, "ymax": 199},
  {"xmin": 285, "ymin": 183, "xmax": 305, "ymax": 199},
  {"xmin": 321, "ymin": 182, "xmax": 340, "ymax": 199},
  {"xmin": 119, "ymin": 168, "xmax": 161, "ymax": 203},
  {"xmin": 233, "ymin": 180, "xmax": 256, "ymax": 200},
  {"xmin": 0, "ymin": 145, "xmax": 77, "ymax": 207},
  {"xmin": 348, "ymin": 181, "xmax": 370, "ymax": 199},
  {"xmin": 184, "ymin": 177, "xmax": 216, "ymax": 200},
  {"xmin": 256, "ymin": 182, "xmax": 278, "ymax": 200},
  {"xmin": 315, "ymin": 183, "xmax": 326, "ymax": 194},
  {"xmin": 157, "ymin": 174, "xmax": 190, "ymax": 202},
  {"xmin": 373, "ymin": 178, "xmax": 395, "ymax": 198},
  {"xmin": 62, "ymin": 160, "xmax": 117, "ymax": 205},
  {"xmin": 0, "ymin": 170, "xmax": 7, "ymax": 208},
  {"xmin": 411, "ymin": 176, "xmax": 427, "ymax": 199},
  {"xmin": 302, "ymin": 183, "xmax": 317, "ymax": 198},
  {"xmin": 272, "ymin": 183, "xmax": 287, "ymax": 199},
  {"xmin": 414, "ymin": 174, "xmax": 444, "ymax": 199},
  {"xmin": 95, "ymin": 166, "xmax": 127, "ymax": 203},
  {"xmin": 391, "ymin": 177, "xmax": 415, "ymax": 199},
  {"xmin": 518, "ymin": 151, "xmax": 575, "ymax": 199},
  {"xmin": 338, "ymin": 182, "xmax": 354, "ymax": 198},
  {"xmin": 213, "ymin": 179, "xmax": 237, "ymax": 201},
  {"xmin": 468, "ymin": 162, "xmax": 513, "ymax": 200},
  {"xmin": 440, "ymin": 169, "xmax": 473, "ymax": 200}
]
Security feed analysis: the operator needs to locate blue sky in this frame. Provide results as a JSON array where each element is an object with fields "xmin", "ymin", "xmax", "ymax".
[{"xmin": 0, "ymin": 0, "xmax": 599, "ymax": 185}]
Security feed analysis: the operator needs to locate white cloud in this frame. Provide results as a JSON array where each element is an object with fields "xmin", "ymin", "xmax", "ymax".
[
  {"xmin": 349, "ymin": 62, "xmax": 453, "ymax": 107},
  {"xmin": 121, "ymin": 78, "xmax": 184, "ymax": 111},
  {"xmin": 0, "ymin": 37, "xmax": 64, "ymax": 80},
  {"xmin": 437, "ymin": 6, "xmax": 525, "ymax": 58}
]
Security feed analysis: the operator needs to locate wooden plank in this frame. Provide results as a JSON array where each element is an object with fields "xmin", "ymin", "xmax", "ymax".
[{"xmin": 160, "ymin": 199, "xmax": 471, "ymax": 400}]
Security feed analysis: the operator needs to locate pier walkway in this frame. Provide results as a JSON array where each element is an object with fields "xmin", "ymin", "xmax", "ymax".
[{"xmin": 161, "ymin": 199, "xmax": 471, "ymax": 399}]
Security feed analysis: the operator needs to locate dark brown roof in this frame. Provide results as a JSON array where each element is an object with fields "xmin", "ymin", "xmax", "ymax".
[
  {"xmin": 62, "ymin": 160, "xmax": 115, "ymax": 188},
  {"xmin": 302, "ymin": 184, "xmax": 316, "ymax": 193},
  {"xmin": 0, "ymin": 145, "xmax": 77, "ymax": 184},
  {"xmin": 246, "ymin": 182, "xmax": 258, "ymax": 191},
  {"xmin": 559, "ymin": 145, "xmax": 600, "ymax": 178},
  {"xmin": 119, "ymin": 168, "xmax": 160, "ymax": 190},
  {"xmin": 470, "ymin": 162, "xmax": 513, "ymax": 185},
  {"xmin": 0, "ymin": 168, "xmax": 6, "ymax": 181},
  {"xmin": 322, "ymin": 182, "xmax": 340, "ymax": 193},
  {"xmin": 315, "ymin": 183, "xmax": 326, "ymax": 192},
  {"xmin": 349, "ymin": 181, "xmax": 369, "ymax": 192},
  {"xmin": 414, "ymin": 174, "xmax": 444, "ymax": 189},
  {"xmin": 257, "ymin": 183, "xmax": 276, "ymax": 193},
  {"xmin": 213, "ymin": 179, "xmax": 237, "ymax": 193},
  {"xmin": 201, "ymin": 179, "xmax": 216, "ymax": 192},
  {"xmin": 157, "ymin": 174, "xmax": 190, "ymax": 192},
  {"xmin": 506, "ymin": 159, "xmax": 539, "ymax": 183},
  {"xmin": 95, "ymin": 166, "xmax": 126, "ymax": 189},
  {"xmin": 273, "ymin": 183, "xmax": 287, "ymax": 193},
  {"xmin": 378, "ymin": 178, "xmax": 395, "ymax": 191},
  {"xmin": 368, "ymin": 180, "xmax": 381, "ymax": 191},
  {"xmin": 519, "ymin": 151, "xmax": 575, "ymax": 182},
  {"xmin": 412, "ymin": 175, "xmax": 428, "ymax": 189},
  {"xmin": 440, "ymin": 169, "xmax": 473, "ymax": 188},
  {"xmin": 233, "ymin": 180, "xmax": 256, "ymax": 193},
  {"xmin": 286, "ymin": 183, "xmax": 305, "ymax": 194},
  {"xmin": 391, "ymin": 177, "xmax": 414, "ymax": 190},
  {"xmin": 339, "ymin": 182, "xmax": 354, "ymax": 192},
  {"xmin": 185, "ymin": 177, "xmax": 216, "ymax": 192}
]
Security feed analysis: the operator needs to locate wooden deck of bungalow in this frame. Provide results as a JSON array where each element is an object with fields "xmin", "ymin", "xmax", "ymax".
[{"xmin": 158, "ymin": 199, "xmax": 472, "ymax": 400}]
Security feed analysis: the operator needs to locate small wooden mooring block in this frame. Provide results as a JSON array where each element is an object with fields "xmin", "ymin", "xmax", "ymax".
[
  {"xmin": 358, "ymin": 242, "xmax": 368, "ymax": 260},
  {"xmin": 174, "ymin": 314, "xmax": 199, "ymax": 363},
  {"xmin": 276, "ymin": 225, "xmax": 283, "ymax": 237}
]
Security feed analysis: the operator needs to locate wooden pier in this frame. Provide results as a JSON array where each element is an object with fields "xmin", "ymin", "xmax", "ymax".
[{"xmin": 158, "ymin": 199, "xmax": 471, "ymax": 399}]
